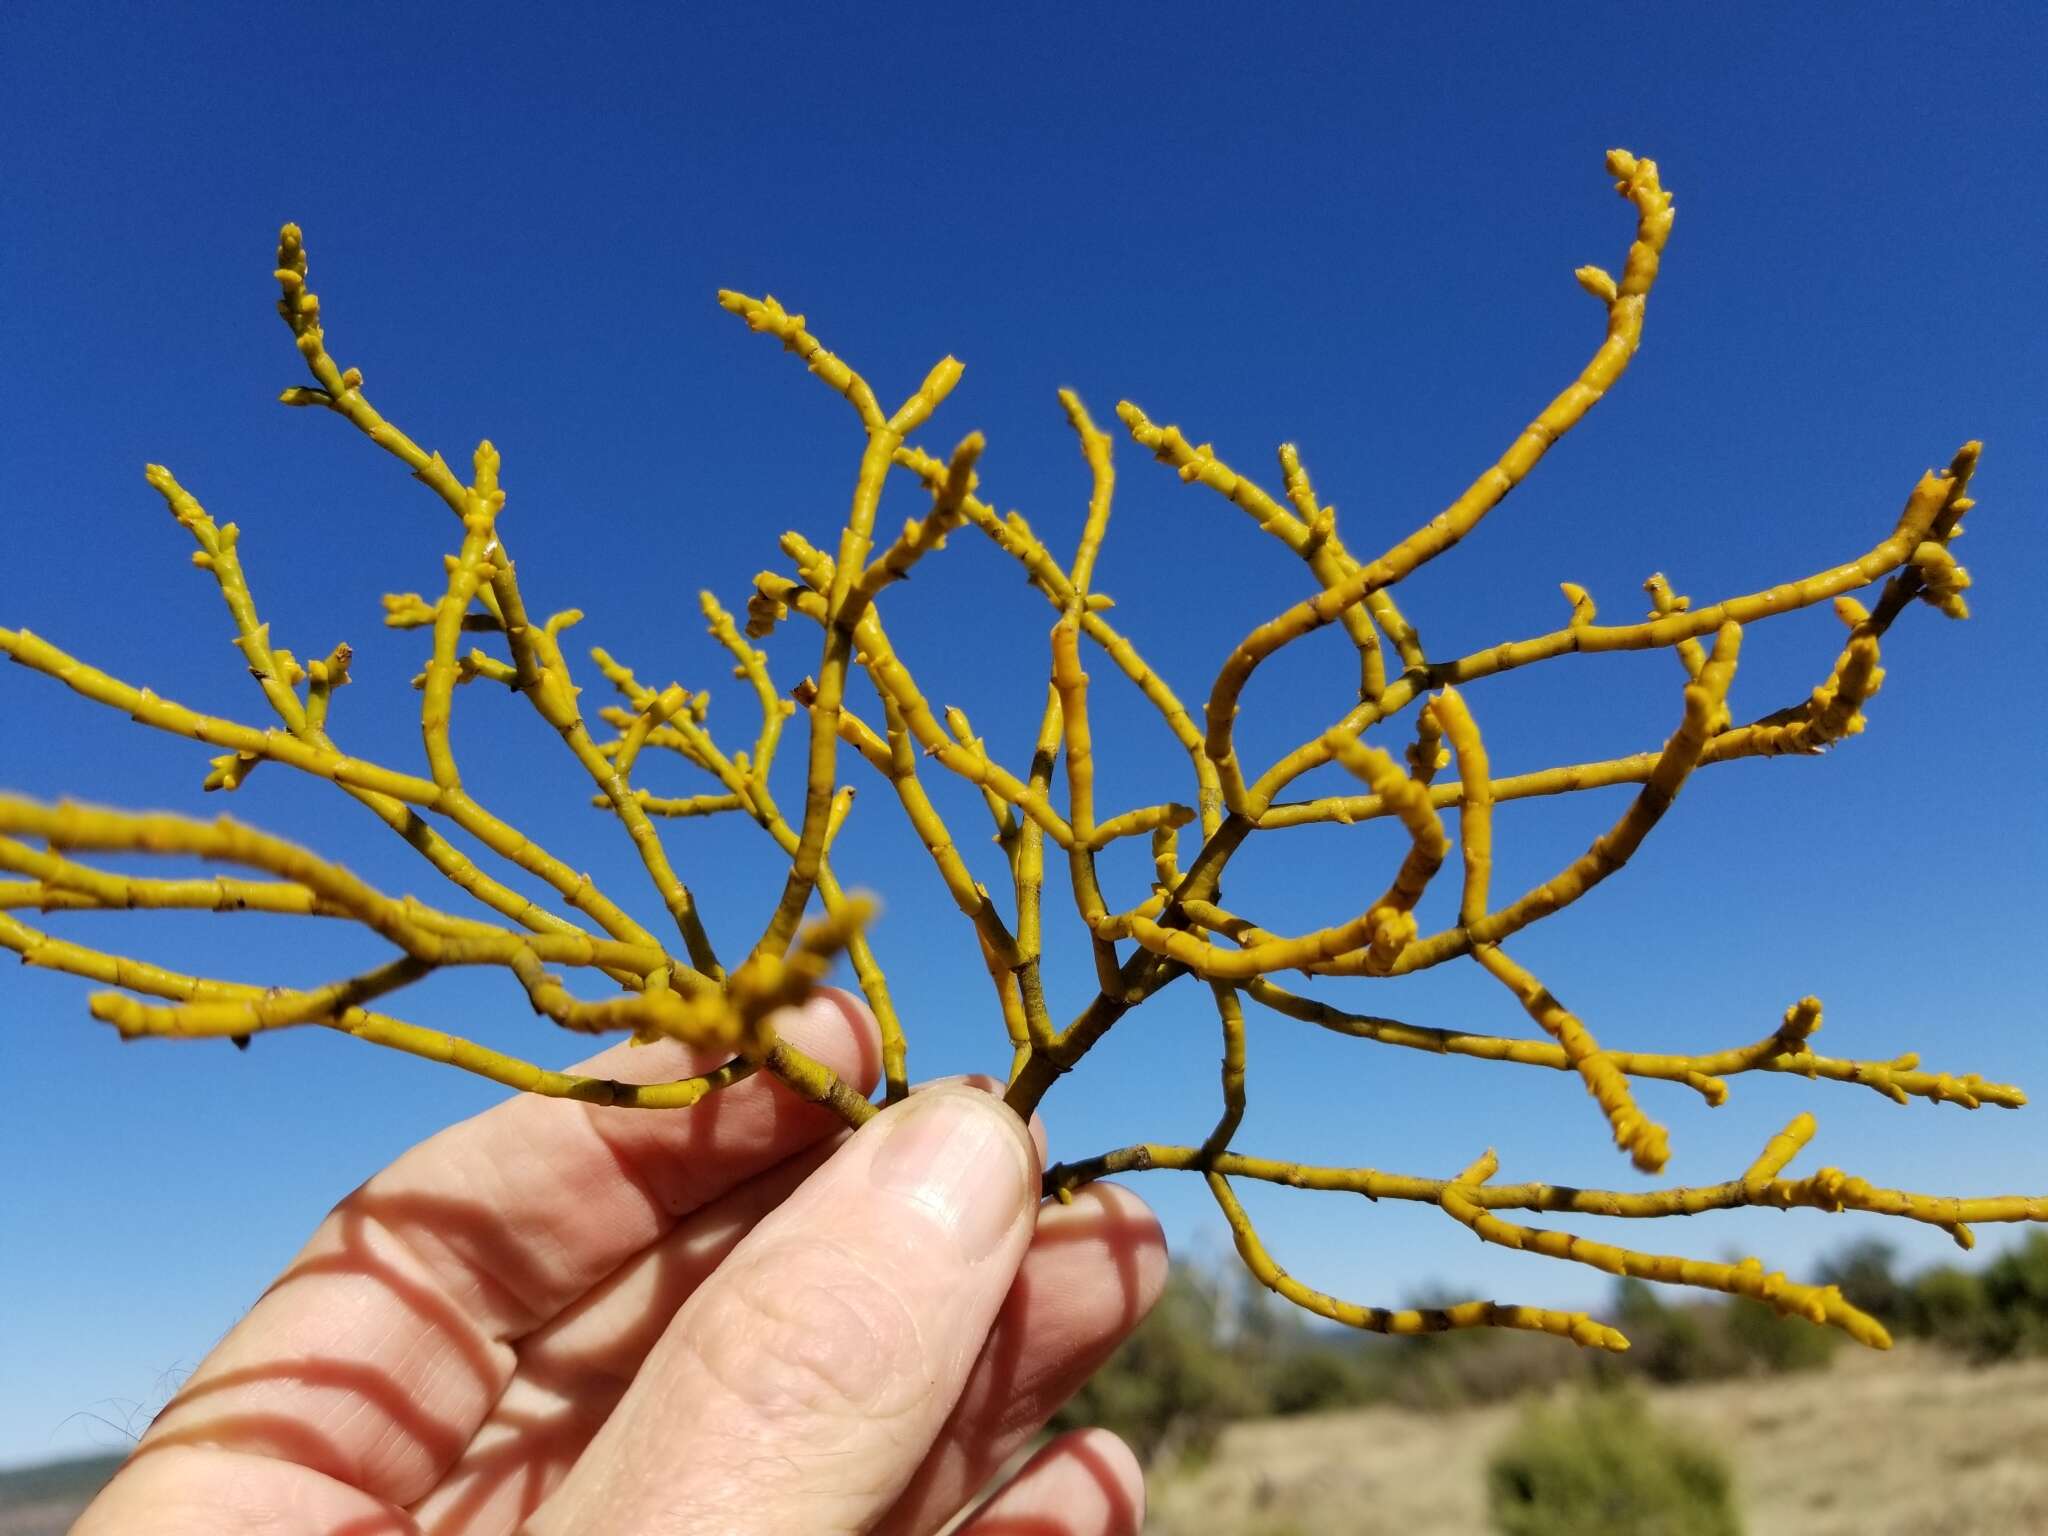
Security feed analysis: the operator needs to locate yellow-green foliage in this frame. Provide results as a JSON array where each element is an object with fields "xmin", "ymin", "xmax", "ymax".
[
  {"xmin": 1487, "ymin": 1390, "xmax": 1741, "ymax": 1536},
  {"xmin": 2, "ymin": 149, "xmax": 2040, "ymax": 1353}
]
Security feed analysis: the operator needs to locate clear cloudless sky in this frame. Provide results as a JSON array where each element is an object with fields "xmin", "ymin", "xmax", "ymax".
[{"xmin": 3, "ymin": 1, "xmax": 2043, "ymax": 1469}]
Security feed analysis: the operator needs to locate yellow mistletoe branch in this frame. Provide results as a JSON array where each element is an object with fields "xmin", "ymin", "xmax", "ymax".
[{"xmin": 2, "ymin": 148, "xmax": 2029, "ymax": 1353}]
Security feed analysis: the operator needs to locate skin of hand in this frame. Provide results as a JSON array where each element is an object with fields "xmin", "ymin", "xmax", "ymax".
[{"xmin": 74, "ymin": 991, "xmax": 1169, "ymax": 1535}]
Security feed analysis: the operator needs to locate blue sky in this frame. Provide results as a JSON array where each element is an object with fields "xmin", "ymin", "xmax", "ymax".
[{"xmin": 3, "ymin": 2, "xmax": 2044, "ymax": 1469}]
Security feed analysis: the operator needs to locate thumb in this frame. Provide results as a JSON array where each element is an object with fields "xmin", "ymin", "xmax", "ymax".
[{"xmin": 526, "ymin": 1084, "xmax": 1041, "ymax": 1536}]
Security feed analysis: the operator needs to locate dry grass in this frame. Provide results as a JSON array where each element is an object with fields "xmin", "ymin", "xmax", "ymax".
[
  {"xmin": 16, "ymin": 1349, "xmax": 2046, "ymax": 1533},
  {"xmin": 1146, "ymin": 1345, "xmax": 2048, "ymax": 1536}
]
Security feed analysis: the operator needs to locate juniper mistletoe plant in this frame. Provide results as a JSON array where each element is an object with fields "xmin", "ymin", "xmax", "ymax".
[{"xmin": 4, "ymin": 149, "xmax": 2038, "ymax": 1352}]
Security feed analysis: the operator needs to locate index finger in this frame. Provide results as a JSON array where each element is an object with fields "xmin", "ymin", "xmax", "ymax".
[{"xmin": 116, "ymin": 990, "xmax": 880, "ymax": 1510}]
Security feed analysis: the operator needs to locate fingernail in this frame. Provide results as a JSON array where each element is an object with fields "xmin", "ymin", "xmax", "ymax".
[{"xmin": 870, "ymin": 1090, "xmax": 1032, "ymax": 1262}]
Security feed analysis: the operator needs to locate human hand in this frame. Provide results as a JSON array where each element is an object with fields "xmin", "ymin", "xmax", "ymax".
[{"xmin": 76, "ymin": 992, "xmax": 1167, "ymax": 1534}]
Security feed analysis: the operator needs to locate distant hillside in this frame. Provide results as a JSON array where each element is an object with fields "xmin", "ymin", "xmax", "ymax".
[{"xmin": 0, "ymin": 1452, "xmax": 123, "ymax": 1536}]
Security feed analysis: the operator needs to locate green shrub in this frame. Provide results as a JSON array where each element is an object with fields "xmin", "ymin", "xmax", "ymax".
[
  {"xmin": 1607, "ymin": 1280, "xmax": 1745, "ymax": 1385},
  {"xmin": 1973, "ymin": 1233, "xmax": 2048, "ymax": 1356},
  {"xmin": 1486, "ymin": 1389, "xmax": 1742, "ymax": 1536},
  {"xmin": 1816, "ymin": 1239, "xmax": 1916, "ymax": 1331},
  {"xmin": 1916, "ymin": 1232, "xmax": 2048, "ymax": 1360},
  {"xmin": 1052, "ymin": 1267, "xmax": 1270, "ymax": 1465},
  {"xmin": 1390, "ymin": 1326, "xmax": 1594, "ymax": 1408},
  {"xmin": 1264, "ymin": 1345, "xmax": 1382, "ymax": 1416},
  {"xmin": 1721, "ymin": 1297, "xmax": 1840, "ymax": 1374},
  {"xmin": 1911, "ymin": 1263, "xmax": 1991, "ymax": 1350}
]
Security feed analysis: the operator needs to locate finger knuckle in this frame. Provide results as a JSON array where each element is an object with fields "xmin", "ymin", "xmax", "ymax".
[{"xmin": 689, "ymin": 1239, "xmax": 929, "ymax": 1430}]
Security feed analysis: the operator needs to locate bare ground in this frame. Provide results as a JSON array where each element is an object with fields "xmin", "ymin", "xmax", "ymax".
[{"xmin": 1146, "ymin": 1346, "xmax": 2048, "ymax": 1536}]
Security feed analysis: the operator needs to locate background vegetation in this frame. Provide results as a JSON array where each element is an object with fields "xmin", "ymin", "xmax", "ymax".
[
  {"xmin": 1486, "ymin": 1389, "xmax": 1739, "ymax": 1536},
  {"xmin": 10, "ymin": 1235, "xmax": 2043, "ymax": 1533},
  {"xmin": 1055, "ymin": 1232, "xmax": 2048, "ymax": 1472}
]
